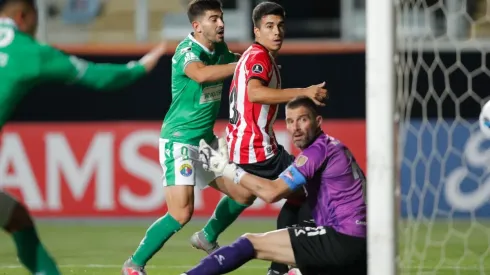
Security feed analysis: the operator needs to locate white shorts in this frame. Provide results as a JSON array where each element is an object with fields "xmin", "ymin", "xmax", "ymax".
[
  {"xmin": 0, "ymin": 190, "xmax": 18, "ymax": 228},
  {"xmin": 159, "ymin": 137, "xmax": 221, "ymax": 189}
]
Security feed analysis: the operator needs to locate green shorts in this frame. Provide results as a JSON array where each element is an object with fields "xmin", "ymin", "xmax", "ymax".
[{"xmin": 159, "ymin": 138, "xmax": 221, "ymax": 189}]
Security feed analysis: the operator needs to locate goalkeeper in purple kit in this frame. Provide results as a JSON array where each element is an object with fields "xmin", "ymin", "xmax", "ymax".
[
  {"xmin": 187, "ymin": 96, "xmax": 367, "ymax": 275},
  {"xmin": 0, "ymin": 0, "xmax": 165, "ymax": 274}
]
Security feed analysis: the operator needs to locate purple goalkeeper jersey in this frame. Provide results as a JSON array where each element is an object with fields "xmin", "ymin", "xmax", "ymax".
[{"xmin": 284, "ymin": 133, "xmax": 366, "ymax": 238}]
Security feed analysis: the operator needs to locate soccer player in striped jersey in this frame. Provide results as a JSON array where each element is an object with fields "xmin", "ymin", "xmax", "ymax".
[{"xmin": 190, "ymin": 2, "xmax": 327, "ymax": 275}]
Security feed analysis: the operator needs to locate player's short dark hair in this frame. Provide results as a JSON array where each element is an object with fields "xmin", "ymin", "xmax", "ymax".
[
  {"xmin": 286, "ymin": 96, "xmax": 320, "ymax": 118},
  {"xmin": 252, "ymin": 1, "xmax": 285, "ymax": 27},
  {"xmin": 187, "ymin": 0, "xmax": 222, "ymax": 22},
  {"xmin": 0, "ymin": 0, "xmax": 35, "ymax": 11}
]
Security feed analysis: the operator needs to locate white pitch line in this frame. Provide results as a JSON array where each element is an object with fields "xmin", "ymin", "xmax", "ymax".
[{"xmin": 402, "ymin": 266, "xmax": 488, "ymax": 271}]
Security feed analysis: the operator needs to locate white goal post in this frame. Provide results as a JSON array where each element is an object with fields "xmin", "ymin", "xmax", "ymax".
[
  {"xmin": 366, "ymin": 0, "xmax": 397, "ymax": 275},
  {"xmin": 367, "ymin": 1, "xmax": 490, "ymax": 275}
]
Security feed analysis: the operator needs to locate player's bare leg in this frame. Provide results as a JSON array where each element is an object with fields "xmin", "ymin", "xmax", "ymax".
[
  {"xmin": 182, "ymin": 229, "xmax": 295, "ymax": 275},
  {"xmin": 190, "ymin": 176, "xmax": 306, "ymax": 274},
  {"xmin": 244, "ymin": 230, "xmax": 296, "ymax": 265},
  {"xmin": 269, "ymin": 190, "xmax": 310, "ymax": 275},
  {"xmin": 0, "ymin": 191, "xmax": 61, "ymax": 275},
  {"xmin": 123, "ymin": 185, "xmax": 194, "ymax": 275},
  {"xmin": 190, "ymin": 176, "xmax": 256, "ymax": 253}
]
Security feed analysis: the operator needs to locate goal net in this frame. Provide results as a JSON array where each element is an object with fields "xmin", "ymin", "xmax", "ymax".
[{"xmin": 394, "ymin": 0, "xmax": 490, "ymax": 274}]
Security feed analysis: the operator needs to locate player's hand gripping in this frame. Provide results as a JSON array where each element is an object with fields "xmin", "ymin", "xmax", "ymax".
[
  {"xmin": 138, "ymin": 42, "xmax": 167, "ymax": 73},
  {"xmin": 305, "ymin": 81, "xmax": 328, "ymax": 106},
  {"xmin": 199, "ymin": 138, "xmax": 238, "ymax": 182}
]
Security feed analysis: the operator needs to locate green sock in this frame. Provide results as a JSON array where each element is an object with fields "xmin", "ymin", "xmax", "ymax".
[
  {"xmin": 131, "ymin": 213, "xmax": 182, "ymax": 266},
  {"xmin": 202, "ymin": 196, "xmax": 250, "ymax": 243},
  {"xmin": 12, "ymin": 227, "xmax": 60, "ymax": 275}
]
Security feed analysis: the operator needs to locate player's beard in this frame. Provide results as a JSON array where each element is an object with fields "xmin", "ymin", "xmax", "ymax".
[
  {"xmin": 293, "ymin": 131, "xmax": 310, "ymax": 150},
  {"xmin": 209, "ymin": 27, "xmax": 225, "ymax": 43},
  {"xmin": 203, "ymin": 29, "xmax": 223, "ymax": 44},
  {"xmin": 294, "ymin": 128, "xmax": 321, "ymax": 150}
]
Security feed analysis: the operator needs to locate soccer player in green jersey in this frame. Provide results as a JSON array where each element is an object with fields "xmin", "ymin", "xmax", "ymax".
[
  {"xmin": 122, "ymin": 0, "xmax": 250, "ymax": 274},
  {"xmin": 0, "ymin": 0, "xmax": 166, "ymax": 274}
]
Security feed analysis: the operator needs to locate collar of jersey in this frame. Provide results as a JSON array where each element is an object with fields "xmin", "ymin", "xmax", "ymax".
[
  {"xmin": 188, "ymin": 33, "xmax": 215, "ymax": 55},
  {"xmin": 0, "ymin": 17, "xmax": 17, "ymax": 28}
]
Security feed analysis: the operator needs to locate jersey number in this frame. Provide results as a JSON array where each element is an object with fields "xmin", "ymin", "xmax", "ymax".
[
  {"xmin": 229, "ymin": 87, "xmax": 239, "ymax": 125},
  {"xmin": 294, "ymin": 226, "xmax": 326, "ymax": 237},
  {"xmin": 0, "ymin": 27, "xmax": 14, "ymax": 48},
  {"xmin": 0, "ymin": 27, "xmax": 14, "ymax": 67},
  {"xmin": 344, "ymin": 149, "xmax": 367, "ymax": 204},
  {"xmin": 181, "ymin": 146, "xmax": 189, "ymax": 160}
]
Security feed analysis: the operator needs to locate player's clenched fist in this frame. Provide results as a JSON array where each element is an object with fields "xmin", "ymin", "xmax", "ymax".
[
  {"xmin": 304, "ymin": 81, "xmax": 328, "ymax": 106},
  {"xmin": 199, "ymin": 138, "xmax": 238, "ymax": 182}
]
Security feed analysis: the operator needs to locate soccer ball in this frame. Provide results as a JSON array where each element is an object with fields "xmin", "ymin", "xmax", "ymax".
[
  {"xmin": 480, "ymin": 100, "xmax": 490, "ymax": 137},
  {"xmin": 287, "ymin": 268, "xmax": 302, "ymax": 275}
]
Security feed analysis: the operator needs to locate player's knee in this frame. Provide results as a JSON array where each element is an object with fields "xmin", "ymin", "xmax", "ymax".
[
  {"xmin": 241, "ymin": 232, "xmax": 254, "ymax": 241},
  {"xmin": 164, "ymin": 185, "xmax": 195, "ymax": 225},
  {"xmin": 234, "ymin": 192, "xmax": 256, "ymax": 205},
  {"xmin": 241, "ymin": 232, "xmax": 264, "ymax": 246},
  {"xmin": 0, "ymin": 192, "xmax": 17, "ymax": 231},
  {"xmin": 1, "ymin": 198, "xmax": 34, "ymax": 233},
  {"xmin": 168, "ymin": 205, "xmax": 193, "ymax": 225},
  {"xmin": 229, "ymin": 184, "xmax": 256, "ymax": 205},
  {"xmin": 215, "ymin": 179, "xmax": 256, "ymax": 205},
  {"xmin": 241, "ymin": 233, "xmax": 277, "ymax": 262}
]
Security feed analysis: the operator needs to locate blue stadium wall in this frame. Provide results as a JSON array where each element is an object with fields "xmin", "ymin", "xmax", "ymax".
[{"xmin": 400, "ymin": 119, "xmax": 490, "ymax": 218}]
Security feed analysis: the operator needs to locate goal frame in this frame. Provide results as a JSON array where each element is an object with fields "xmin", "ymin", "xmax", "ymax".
[{"xmin": 366, "ymin": 0, "xmax": 397, "ymax": 275}]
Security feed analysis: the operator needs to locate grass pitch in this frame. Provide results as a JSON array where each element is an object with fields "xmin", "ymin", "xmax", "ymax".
[{"xmin": 0, "ymin": 219, "xmax": 488, "ymax": 275}]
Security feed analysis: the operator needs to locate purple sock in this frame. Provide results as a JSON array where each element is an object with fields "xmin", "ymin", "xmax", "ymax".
[{"xmin": 185, "ymin": 237, "xmax": 255, "ymax": 275}]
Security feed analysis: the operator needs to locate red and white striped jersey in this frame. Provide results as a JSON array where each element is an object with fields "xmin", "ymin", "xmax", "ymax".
[{"xmin": 226, "ymin": 42, "xmax": 282, "ymax": 164}]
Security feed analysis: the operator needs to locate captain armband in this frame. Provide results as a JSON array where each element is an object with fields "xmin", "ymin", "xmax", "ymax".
[{"xmin": 279, "ymin": 165, "xmax": 307, "ymax": 191}]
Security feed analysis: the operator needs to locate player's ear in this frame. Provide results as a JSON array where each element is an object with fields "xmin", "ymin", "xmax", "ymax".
[
  {"xmin": 192, "ymin": 21, "xmax": 201, "ymax": 33},
  {"xmin": 253, "ymin": 26, "xmax": 261, "ymax": 39},
  {"xmin": 316, "ymin": 115, "xmax": 322, "ymax": 126}
]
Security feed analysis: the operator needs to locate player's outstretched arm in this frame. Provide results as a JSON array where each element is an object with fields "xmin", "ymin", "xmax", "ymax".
[
  {"xmin": 248, "ymin": 79, "xmax": 327, "ymax": 106},
  {"xmin": 37, "ymin": 43, "xmax": 166, "ymax": 90},
  {"xmin": 184, "ymin": 61, "xmax": 236, "ymax": 83},
  {"xmin": 237, "ymin": 172, "xmax": 300, "ymax": 203},
  {"xmin": 199, "ymin": 138, "xmax": 305, "ymax": 203}
]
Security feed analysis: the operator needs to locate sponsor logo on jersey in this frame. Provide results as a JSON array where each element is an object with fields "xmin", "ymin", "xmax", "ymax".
[
  {"xmin": 180, "ymin": 47, "xmax": 192, "ymax": 53},
  {"xmin": 265, "ymin": 145, "xmax": 273, "ymax": 156},
  {"xmin": 355, "ymin": 220, "xmax": 367, "ymax": 226},
  {"xmin": 252, "ymin": 64, "xmax": 263, "ymax": 73},
  {"xmin": 180, "ymin": 163, "xmax": 193, "ymax": 177},
  {"xmin": 200, "ymin": 84, "xmax": 223, "ymax": 104},
  {"xmin": 295, "ymin": 155, "xmax": 308, "ymax": 167},
  {"xmin": 184, "ymin": 52, "xmax": 199, "ymax": 65}
]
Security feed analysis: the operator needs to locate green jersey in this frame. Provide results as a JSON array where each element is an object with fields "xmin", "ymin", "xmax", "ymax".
[
  {"xmin": 160, "ymin": 33, "xmax": 236, "ymax": 145},
  {"xmin": 0, "ymin": 18, "xmax": 146, "ymax": 130}
]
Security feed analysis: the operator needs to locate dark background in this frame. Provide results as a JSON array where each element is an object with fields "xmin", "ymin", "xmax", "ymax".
[{"xmin": 8, "ymin": 51, "xmax": 488, "ymax": 123}]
